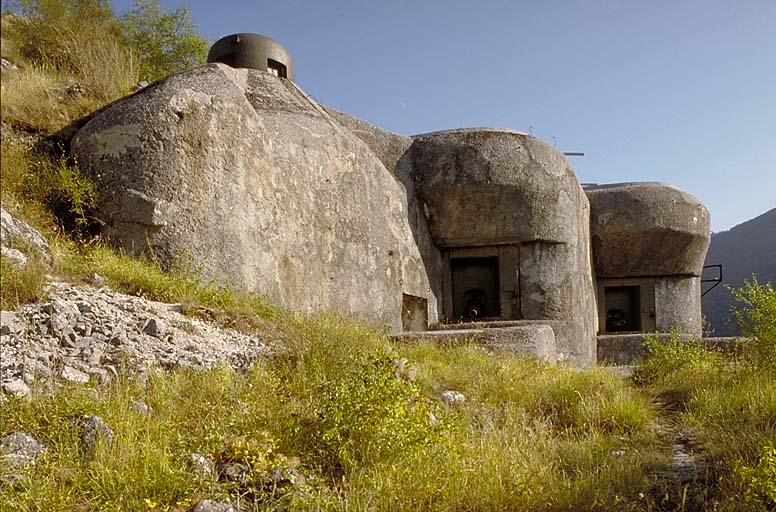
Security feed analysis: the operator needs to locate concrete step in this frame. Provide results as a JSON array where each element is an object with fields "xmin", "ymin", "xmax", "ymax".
[{"xmin": 391, "ymin": 324, "xmax": 556, "ymax": 362}]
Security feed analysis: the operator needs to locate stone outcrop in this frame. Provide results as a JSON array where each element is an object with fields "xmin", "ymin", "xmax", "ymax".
[
  {"xmin": 1, "ymin": 207, "xmax": 51, "ymax": 265},
  {"xmin": 0, "ymin": 432, "xmax": 46, "ymax": 484},
  {"xmin": 71, "ymin": 64, "xmax": 433, "ymax": 333}
]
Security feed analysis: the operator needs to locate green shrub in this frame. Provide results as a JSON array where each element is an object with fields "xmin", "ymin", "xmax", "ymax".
[
  {"xmin": 3, "ymin": 143, "xmax": 98, "ymax": 236},
  {"xmin": 38, "ymin": 156, "xmax": 97, "ymax": 235},
  {"xmin": 734, "ymin": 439, "xmax": 776, "ymax": 509},
  {"xmin": 2, "ymin": 0, "xmax": 209, "ymax": 135},
  {"xmin": 0, "ymin": 138, "xmax": 54, "ymax": 230},
  {"xmin": 7, "ymin": 0, "xmax": 136, "ymax": 103},
  {"xmin": 632, "ymin": 332, "xmax": 722, "ymax": 385},
  {"xmin": 731, "ymin": 277, "xmax": 776, "ymax": 368},
  {"xmin": 314, "ymin": 349, "xmax": 441, "ymax": 471},
  {"xmin": 119, "ymin": 0, "xmax": 208, "ymax": 83}
]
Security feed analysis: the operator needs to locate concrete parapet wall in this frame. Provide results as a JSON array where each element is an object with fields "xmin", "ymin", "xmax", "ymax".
[
  {"xmin": 393, "ymin": 324, "xmax": 556, "ymax": 362},
  {"xmin": 597, "ymin": 334, "xmax": 742, "ymax": 365}
]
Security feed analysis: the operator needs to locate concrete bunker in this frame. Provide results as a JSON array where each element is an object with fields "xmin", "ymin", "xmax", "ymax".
[
  {"xmin": 585, "ymin": 182, "xmax": 711, "ymax": 337},
  {"xmin": 207, "ymin": 33, "xmax": 294, "ymax": 80},
  {"xmin": 406, "ymin": 128, "xmax": 598, "ymax": 364},
  {"xmin": 69, "ymin": 35, "xmax": 713, "ymax": 367}
]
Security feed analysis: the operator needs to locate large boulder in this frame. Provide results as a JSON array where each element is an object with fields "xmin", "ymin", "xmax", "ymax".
[{"xmin": 70, "ymin": 64, "xmax": 434, "ymax": 331}]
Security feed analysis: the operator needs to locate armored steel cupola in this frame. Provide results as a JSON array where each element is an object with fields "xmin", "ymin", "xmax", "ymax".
[{"xmin": 207, "ymin": 33, "xmax": 294, "ymax": 81}]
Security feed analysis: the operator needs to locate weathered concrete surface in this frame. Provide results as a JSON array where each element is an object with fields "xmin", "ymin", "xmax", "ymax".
[
  {"xmin": 585, "ymin": 182, "xmax": 710, "ymax": 278},
  {"xmin": 323, "ymin": 106, "xmax": 443, "ymax": 324},
  {"xmin": 393, "ymin": 324, "xmax": 556, "ymax": 362},
  {"xmin": 322, "ymin": 106, "xmax": 412, "ymax": 175},
  {"xmin": 409, "ymin": 129, "xmax": 582, "ymax": 247},
  {"xmin": 597, "ymin": 333, "xmax": 695, "ymax": 365},
  {"xmin": 431, "ymin": 318, "xmax": 566, "ymax": 331},
  {"xmin": 655, "ymin": 276, "xmax": 702, "ymax": 335},
  {"xmin": 401, "ymin": 129, "xmax": 596, "ymax": 365},
  {"xmin": 597, "ymin": 333, "xmax": 740, "ymax": 365},
  {"xmin": 70, "ymin": 64, "xmax": 434, "ymax": 331}
]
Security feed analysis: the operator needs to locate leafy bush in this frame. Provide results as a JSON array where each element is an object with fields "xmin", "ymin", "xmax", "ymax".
[
  {"xmin": 119, "ymin": 0, "xmax": 208, "ymax": 83},
  {"xmin": 734, "ymin": 439, "xmax": 776, "ymax": 508},
  {"xmin": 2, "ymin": 0, "xmax": 208, "ymax": 132},
  {"xmin": 632, "ymin": 332, "xmax": 722, "ymax": 385},
  {"xmin": 731, "ymin": 277, "xmax": 776, "ymax": 368},
  {"xmin": 38, "ymin": 156, "xmax": 97, "ymax": 234},
  {"xmin": 2, "ymin": 141, "xmax": 97, "ymax": 235},
  {"xmin": 314, "ymin": 349, "xmax": 441, "ymax": 471}
]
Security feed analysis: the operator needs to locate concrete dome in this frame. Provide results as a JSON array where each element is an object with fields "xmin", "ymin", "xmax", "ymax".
[
  {"xmin": 409, "ymin": 129, "xmax": 585, "ymax": 248},
  {"xmin": 585, "ymin": 182, "xmax": 710, "ymax": 277},
  {"xmin": 207, "ymin": 33, "xmax": 294, "ymax": 80}
]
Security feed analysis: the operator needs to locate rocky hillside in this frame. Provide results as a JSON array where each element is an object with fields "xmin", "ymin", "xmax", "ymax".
[
  {"xmin": 1, "ymin": 278, "xmax": 269, "ymax": 399},
  {"xmin": 702, "ymin": 207, "xmax": 776, "ymax": 336}
]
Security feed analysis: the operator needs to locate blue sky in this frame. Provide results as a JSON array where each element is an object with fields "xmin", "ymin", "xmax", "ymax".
[{"xmin": 112, "ymin": 0, "xmax": 775, "ymax": 232}]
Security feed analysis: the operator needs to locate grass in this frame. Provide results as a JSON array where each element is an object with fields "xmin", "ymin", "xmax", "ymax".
[
  {"xmin": 5, "ymin": 250, "xmax": 774, "ymax": 510},
  {"xmin": 0, "ymin": 333, "xmax": 667, "ymax": 512},
  {"xmin": 633, "ymin": 331, "xmax": 776, "ymax": 511},
  {"xmin": 0, "ymin": 254, "xmax": 47, "ymax": 309},
  {"xmin": 1, "ymin": 6, "xmax": 136, "ymax": 133},
  {"xmin": 0, "ymin": 64, "xmax": 113, "ymax": 134}
]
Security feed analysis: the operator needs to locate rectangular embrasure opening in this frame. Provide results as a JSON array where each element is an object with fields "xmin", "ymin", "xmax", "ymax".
[
  {"xmin": 451, "ymin": 257, "xmax": 500, "ymax": 321},
  {"xmin": 604, "ymin": 285, "xmax": 641, "ymax": 333},
  {"xmin": 267, "ymin": 58, "xmax": 287, "ymax": 78},
  {"xmin": 401, "ymin": 294, "xmax": 428, "ymax": 331}
]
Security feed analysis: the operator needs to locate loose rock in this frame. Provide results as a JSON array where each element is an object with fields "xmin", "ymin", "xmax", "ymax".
[
  {"xmin": 0, "ymin": 208, "xmax": 51, "ymax": 263},
  {"xmin": 2, "ymin": 378, "xmax": 30, "ymax": 398},
  {"xmin": 1, "ymin": 280, "xmax": 269, "ymax": 390},
  {"xmin": 61, "ymin": 365, "xmax": 90, "ymax": 384},
  {"xmin": 79, "ymin": 415, "xmax": 114, "ymax": 454},
  {"xmin": 0, "ymin": 58, "xmax": 17, "ymax": 71},
  {"xmin": 1, "ymin": 247, "xmax": 27, "ymax": 267},
  {"xmin": 189, "ymin": 452, "xmax": 215, "ymax": 478},
  {"xmin": 440, "ymin": 390, "xmax": 466, "ymax": 405},
  {"xmin": 130, "ymin": 399, "xmax": 151, "ymax": 415},
  {"xmin": 0, "ymin": 432, "xmax": 46, "ymax": 479},
  {"xmin": 1, "ymin": 311, "xmax": 23, "ymax": 335},
  {"xmin": 142, "ymin": 318, "xmax": 167, "ymax": 338},
  {"xmin": 189, "ymin": 500, "xmax": 237, "ymax": 512}
]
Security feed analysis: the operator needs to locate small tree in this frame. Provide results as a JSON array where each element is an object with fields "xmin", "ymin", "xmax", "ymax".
[
  {"xmin": 731, "ymin": 276, "xmax": 776, "ymax": 368},
  {"xmin": 120, "ymin": 0, "xmax": 208, "ymax": 83}
]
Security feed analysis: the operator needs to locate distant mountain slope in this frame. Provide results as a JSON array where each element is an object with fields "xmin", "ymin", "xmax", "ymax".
[{"xmin": 702, "ymin": 208, "xmax": 776, "ymax": 336}]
